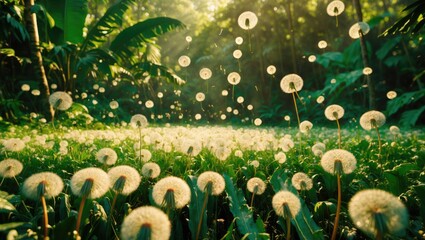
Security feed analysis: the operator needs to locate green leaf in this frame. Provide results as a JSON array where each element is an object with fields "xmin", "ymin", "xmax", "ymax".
[
  {"xmin": 386, "ymin": 89, "xmax": 425, "ymax": 116},
  {"xmin": 376, "ymin": 36, "xmax": 402, "ymax": 60},
  {"xmin": 0, "ymin": 222, "xmax": 30, "ymax": 232},
  {"xmin": 81, "ymin": 0, "xmax": 137, "ymax": 52},
  {"xmin": 223, "ymin": 174, "xmax": 262, "ymax": 240},
  {"xmin": 110, "ymin": 17, "xmax": 185, "ymax": 64},
  {"xmin": 315, "ymin": 52, "xmax": 344, "ymax": 68},
  {"xmin": 186, "ymin": 175, "xmax": 208, "ymax": 240},
  {"xmin": 132, "ymin": 62, "xmax": 185, "ymax": 85},
  {"xmin": 0, "ymin": 198, "xmax": 16, "ymax": 213},
  {"xmin": 399, "ymin": 105, "xmax": 425, "ymax": 127},
  {"xmin": 0, "ymin": 48, "xmax": 15, "ymax": 56}
]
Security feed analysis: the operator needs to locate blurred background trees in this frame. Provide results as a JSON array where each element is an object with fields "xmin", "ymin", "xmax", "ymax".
[{"xmin": 1, "ymin": 0, "xmax": 424, "ymax": 127}]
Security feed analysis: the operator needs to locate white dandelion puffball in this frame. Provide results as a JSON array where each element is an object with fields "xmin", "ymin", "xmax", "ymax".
[
  {"xmin": 199, "ymin": 68, "xmax": 212, "ymax": 80},
  {"xmin": 348, "ymin": 189, "xmax": 409, "ymax": 238},
  {"xmin": 222, "ymin": 90, "xmax": 229, "ymax": 96},
  {"xmin": 254, "ymin": 118, "xmax": 262, "ymax": 126},
  {"xmin": 247, "ymin": 177, "xmax": 267, "ymax": 195},
  {"xmin": 238, "ymin": 11, "xmax": 258, "ymax": 30},
  {"xmin": 145, "ymin": 100, "xmax": 154, "ymax": 109},
  {"xmin": 359, "ymin": 110, "xmax": 386, "ymax": 130},
  {"xmin": 227, "ymin": 72, "xmax": 241, "ymax": 85},
  {"xmin": 327, "ymin": 1, "xmax": 345, "ymax": 16},
  {"xmin": 267, "ymin": 65, "xmax": 276, "ymax": 75},
  {"xmin": 321, "ymin": 149, "xmax": 357, "ymax": 175},
  {"xmin": 274, "ymin": 151, "xmax": 287, "ymax": 164},
  {"xmin": 387, "ymin": 91, "xmax": 397, "ymax": 99},
  {"xmin": 152, "ymin": 176, "xmax": 191, "ymax": 209},
  {"xmin": 186, "ymin": 36, "xmax": 192, "ymax": 42},
  {"xmin": 291, "ymin": 172, "xmax": 313, "ymax": 191},
  {"xmin": 237, "ymin": 96, "xmax": 244, "ymax": 103},
  {"xmin": 299, "ymin": 120, "xmax": 313, "ymax": 133},
  {"xmin": 108, "ymin": 165, "xmax": 141, "ymax": 196},
  {"xmin": 109, "ymin": 100, "xmax": 119, "ymax": 110},
  {"xmin": 233, "ymin": 49, "xmax": 242, "ymax": 59},
  {"xmin": 349, "ymin": 22, "xmax": 370, "ymax": 39},
  {"xmin": 196, "ymin": 92, "xmax": 206, "ymax": 102},
  {"xmin": 318, "ymin": 40, "xmax": 328, "ymax": 49},
  {"xmin": 316, "ymin": 96, "xmax": 325, "ymax": 104},
  {"xmin": 22, "ymin": 172, "xmax": 64, "ymax": 200},
  {"xmin": 235, "ymin": 37, "xmax": 244, "ymax": 45},
  {"xmin": 197, "ymin": 171, "xmax": 226, "ymax": 196},
  {"xmin": 308, "ymin": 55, "xmax": 317, "ymax": 62},
  {"xmin": 0, "ymin": 158, "xmax": 23, "ymax": 178},
  {"xmin": 363, "ymin": 67, "xmax": 373, "ymax": 75},
  {"xmin": 178, "ymin": 55, "xmax": 191, "ymax": 67},
  {"xmin": 130, "ymin": 114, "xmax": 148, "ymax": 128},
  {"xmin": 121, "ymin": 206, "xmax": 171, "ymax": 240},
  {"xmin": 272, "ymin": 190, "xmax": 301, "ymax": 218},
  {"xmin": 49, "ymin": 91, "xmax": 73, "ymax": 111},
  {"xmin": 280, "ymin": 74, "xmax": 304, "ymax": 93},
  {"xmin": 70, "ymin": 167, "xmax": 110, "ymax": 199},
  {"xmin": 96, "ymin": 147, "xmax": 118, "ymax": 166},
  {"xmin": 324, "ymin": 104, "xmax": 345, "ymax": 121},
  {"xmin": 195, "ymin": 113, "xmax": 202, "ymax": 120},
  {"xmin": 21, "ymin": 84, "xmax": 30, "ymax": 91}
]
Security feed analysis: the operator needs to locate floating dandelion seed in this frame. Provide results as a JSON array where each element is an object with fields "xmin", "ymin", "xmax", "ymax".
[
  {"xmin": 196, "ymin": 92, "xmax": 206, "ymax": 102},
  {"xmin": 96, "ymin": 148, "xmax": 118, "ymax": 166},
  {"xmin": 349, "ymin": 22, "xmax": 370, "ymax": 39},
  {"xmin": 21, "ymin": 84, "xmax": 30, "ymax": 91},
  {"xmin": 197, "ymin": 171, "xmax": 225, "ymax": 196},
  {"xmin": 267, "ymin": 65, "xmax": 276, "ymax": 75},
  {"xmin": 220, "ymin": 114, "xmax": 227, "ymax": 120},
  {"xmin": 237, "ymin": 96, "xmax": 244, "ymax": 103},
  {"xmin": 142, "ymin": 162, "xmax": 161, "ymax": 179},
  {"xmin": 0, "ymin": 158, "xmax": 23, "ymax": 179},
  {"xmin": 316, "ymin": 96, "xmax": 325, "ymax": 104},
  {"xmin": 291, "ymin": 172, "xmax": 313, "ymax": 191},
  {"xmin": 222, "ymin": 90, "xmax": 229, "ymax": 96},
  {"xmin": 330, "ymin": 78, "xmax": 337, "ymax": 84},
  {"xmin": 363, "ymin": 67, "xmax": 373, "ymax": 75},
  {"xmin": 108, "ymin": 165, "xmax": 141, "ymax": 196},
  {"xmin": 254, "ymin": 118, "xmax": 262, "ymax": 126},
  {"xmin": 157, "ymin": 92, "xmax": 163, "ymax": 98},
  {"xmin": 280, "ymin": 74, "xmax": 304, "ymax": 93},
  {"xmin": 51, "ymin": 83, "xmax": 57, "ymax": 90},
  {"xmin": 152, "ymin": 176, "xmax": 191, "ymax": 209},
  {"xmin": 327, "ymin": 0, "xmax": 345, "ymax": 16},
  {"xmin": 199, "ymin": 68, "xmax": 212, "ymax": 80},
  {"xmin": 130, "ymin": 114, "xmax": 148, "ymax": 128},
  {"xmin": 235, "ymin": 37, "xmax": 244, "ymax": 45},
  {"xmin": 348, "ymin": 189, "xmax": 409, "ymax": 239},
  {"xmin": 49, "ymin": 91, "xmax": 73, "ymax": 111},
  {"xmin": 227, "ymin": 72, "xmax": 241, "ymax": 85},
  {"xmin": 387, "ymin": 91, "xmax": 397, "ymax": 99},
  {"xmin": 318, "ymin": 40, "xmax": 328, "ymax": 49},
  {"xmin": 233, "ymin": 49, "xmax": 242, "ymax": 59},
  {"xmin": 238, "ymin": 11, "xmax": 258, "ymax": 30},
  {"xmin": 186, "ymin": 36, "xmax": 192, "ymax": 42},
  {"xmin": 284, "ymin": 115, "xmax": 291, "ymax": 121},
  {"xmin": 178, "ymin": 55, "xmax": 191, "ymax": 67},
  {"xmin": 109, "ymin": 100, "xmax": 119, "ymax": 110},
  {"xmin": 120, "ymin": 206, "xmax": 171, "ymax": 240},
  {"xmin": 99, "ymin": 87, "xmax": 105, "ymax": 93},
  {"xmin": 308, "ymin": 55, "xmax": 316, "ymax": 62},
  {"xmin": 22, "ymin": 172, "xmax": 64, "ymax": 200},
  {"xmin": 247, "ymin": 104, "xmax": 253, "ymax": 110},
  {"xmin": 145, "ymin": 100, "xmax": 154, "ymax": 109},
  {"xmin": 195, "ymin": 113, "xmax": 202, "ymax": 120}
]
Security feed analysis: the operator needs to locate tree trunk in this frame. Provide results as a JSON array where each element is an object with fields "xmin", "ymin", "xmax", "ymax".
[
  {"xmin": 285, "ymin": 0, "xmax": 297, "ymax": 73},
  {"xmin": 24, "ymin": 0, "xmax": 54, "ymax": 120},
  {"xmin": 353, "ymin": 0, "xmax": 376, "ymax": 109}
]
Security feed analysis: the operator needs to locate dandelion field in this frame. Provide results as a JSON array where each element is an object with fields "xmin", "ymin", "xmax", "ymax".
[{"xmin": 0, "ymin": 122, "xmax": 424, "ymax": 240}]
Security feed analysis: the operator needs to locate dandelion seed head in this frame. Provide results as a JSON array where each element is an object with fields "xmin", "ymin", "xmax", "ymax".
[
  {"xmin": 178, "ymin": 55, "xmax": 191, "ymax": 67},
  {"xmin": 130, "ymin": 114, "xmax": 149, "ymax": 128},
  {"xmin": 49, "ymin": 91, "xmax": 73, "ymax": 111},
  {"xmin": 254, "ymin": 118, "xmax": 262, "ymax": 126},
  {"xmin": 327, "ymin": 0, "xmax": 345, "ymax": 16},
  {"xmin": 21, "ymin": 84, "xmax": 30, "ymax": 91},
  {"xmin": 137, "ymin": 149, "xmax": 152, "ymax": 162},
  {"xmin": 235, "ymin": 36, "xmax": 243, "ymax": 45},
  {"xmin": 141, "ymin": 162, "xmax": 161, "ymax": 179},
  {"xmin": 238, "ymin": 11, "xmax": 258, "ymax": 30},
  {"xmin": 267, "ymin": 65, "xmax": 276, "ymax": 75},
  {"xmin": 152, "ymin": 176, "xmax": 191, "ymax": 209},
  {"xmin": 3, "ymin": 138, "xmax": 25, "ymax": 152},
  {"xmin": 108, "ymin": 165, "xmax": 140, "ymax": 196},
  {"xmin": 0, "ymin": 158, "xmax": 23, "ymax": 178},
  {"xmin": 318, "ymin": 40, "xmax": 328, "ymax": 49},
  {"xmin": 299, "ymin": 120, "xmax": 313, "ymax": 133},
  {"xmin": 31, "ymin": 89, "xmax": 40, "ymax": 96},
  {"xmin": 120, "ymin": 206, "xmax": 171, "ymax": 240},
  {"xmin": 22, "ymin": 172, "xmax": 63, "ymax": 200},
  {"xmin": 96, "ymin": 148, "xmax": 118, "ymax": 165},
  {"xmin": 280, "ymin": 74, "xmax": 304, "ymax": 93},
  {"xmin": 199, "ymin": 68, "xmax": 212, "ymax": 80},
  {"xmin": 325, "ymin": 104, "xmax": 345, "ymax": 121},
  {"xmin": 70, "ymin": 167, "xmax": 110, "ymax": 199},
  {"xmin": 363, "ymin": 67, "xmax": 373, "ymax": 75},
  {"xmin": 109, "ymin": 100, "xmax": 119, "ymax": 110},
  {"xmin": 222, "ymin": 90, "xmax": 229, "ymax": 96},
  {"xmin": 321, "ymin": 149, "xmax": 357, "ymax": 175},
  {"xmin": 195, "ymin": 92, "xmax": 206, "ymax": 102},
  {"xmin": 360, "ymin": 110, "xmax": 386, "ymax": 130},
  {"xmin": 247, "ymin": 177, "xmax": 267, "ymax": 195},
  {"xmin": 387, "ymin": 91, "xmax": 397, "ymax": 99},
  {"xmin": 233, "ymin": 49, "xmax": 242, "ymax": 59},
  {"xmin": 291, "ymin": 172, "xmax": 313, "ymax": 191},
  {"xmin": 272, "ymin": 190, "xmax": 301, "ymax": 218},
  {"xmin": 316, "ymin": 96, "xmax": 325, "ymax": 104},
  {"xmin": 348, "ymin": 189, "xmax": 409, "ymax": 237},
  {"xmin": 349, "ymin": 22, "xmax": 370, "ymax": 39},
  {"xmin": 389, "ymin": 126, "xmax": 400, "ymax": 135},
  {"xmin": 197, "ymin": 171, "xmax": 225, "ymax": 196},
  {"xmin": 308, "ymin": 55, "xmax": 316, "ymax": 62},
  {"xmin": 274, "ymin": 151, "xmax": 287, "ymax": 163},
  {"xmin": 227, "ymin": 72, "xmax": 241, "ymax": 85}
]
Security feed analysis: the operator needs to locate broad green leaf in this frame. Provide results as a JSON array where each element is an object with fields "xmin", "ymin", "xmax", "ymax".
[
  {"xmin": 386, "ymin": 89, "xmax": 425, "ymax": 116},
  {"xmin": 133, "ymin": 62, "xmax": 185, "ymax": 85},
  {"xmin": 400, "ymin": 105, "xmax": 425, "ymax": 127},
  {"xmin": 376, "ymin": 36, "xmax": 402, "ymax": 60},
  {"xmin": 0, "ymin": 198, "xmax": 16, "ymax": 213},
  {"xmin": 186, "ymin": 175, "xmax": 208, "ymax": 240}
]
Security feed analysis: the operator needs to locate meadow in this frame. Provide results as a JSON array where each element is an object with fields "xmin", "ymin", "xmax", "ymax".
[{"xmin": 0, "ymin": 119, "xmax": 424, "ymax": 239}]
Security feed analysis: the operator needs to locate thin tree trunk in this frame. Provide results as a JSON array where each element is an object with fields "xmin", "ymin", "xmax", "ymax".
[
  {"xmin": 353, "ymin": 0, "xmax": 376, "ymax": 109},
  {"xmin": 25, "ymin": 0, "xmax": 54, "ymax": 120}
]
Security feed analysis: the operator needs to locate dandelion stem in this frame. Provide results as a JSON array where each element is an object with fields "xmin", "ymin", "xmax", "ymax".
[
  {"xmin": 196, "ymin": 190, "xmax": 209, "ymax": 240},
  {"xmin": 286, "ymin": 215, "xmax": 291, "ymax": 240},
  {"xmin": 40, "ymin": 195, "xmax": 49, "ymax": 240},
  {"xmin": 250, "ymin": 192, "xmax": 255, "ymax": 208},
  {"xmin": 336, "ymin": 118, "xmax": 342, "ymax": 148},
  {"xmin": 75, "ymin": 195, "xmax": 88, "ymax": 237},
  {"xmin": 376, "ymin": 230, "xmax": 383, "ymax": 240},
  {"xmin": 106, "ymin": 192, "xmax": 119, "ymax": 239},
  {"xmin": 291, "ymin": 92, "xmax": 301, "ymax": 129},
  {"xmin": 375, "ymin": 125, "xmax": 382, "ymax": 164},
  {"xmin": 331, "ymin": 173, "xmax": 342, "ymax": 240}
]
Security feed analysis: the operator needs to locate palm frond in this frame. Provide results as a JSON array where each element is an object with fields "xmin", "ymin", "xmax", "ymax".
[
  {"xmin": 80, "ymin": 0, "xmax": 137, "ymax": 52},
  {"xmin": 132, "ymin": 62, "xmax": 185, "ymax": 85},
  {"xmin": 110, "ymin": 17, "xmax": 185, "ymax": 64}
]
